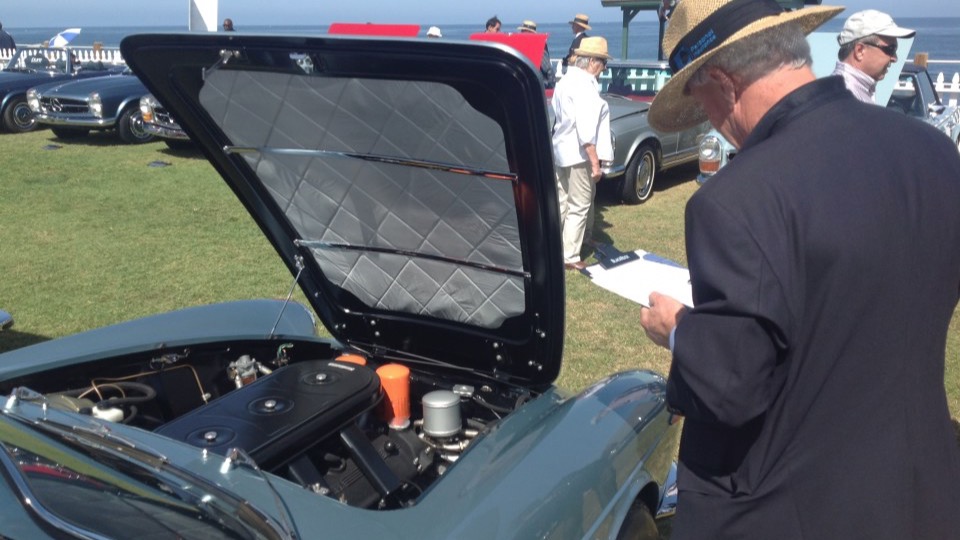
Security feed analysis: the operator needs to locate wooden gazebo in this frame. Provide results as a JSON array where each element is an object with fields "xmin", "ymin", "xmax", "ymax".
[{"xmin": 599, "ymin": 0, "xmax": 825, "ymax": 60}]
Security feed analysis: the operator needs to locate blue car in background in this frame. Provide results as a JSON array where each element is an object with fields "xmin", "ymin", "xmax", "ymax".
[
  {"xmin": 888, "ymin": 62, "xmax": 960, "ymax": 151},
  {"xmin": 0, "ymin": 47, "xmax": 123, "ymax": 133},
  {"xmin": 140, "ymin": 92, "xmax": 192, "ymax": 149},
  {"xmin": 28, "ymin": 71, "xmax": 154, "ymax": 144}
]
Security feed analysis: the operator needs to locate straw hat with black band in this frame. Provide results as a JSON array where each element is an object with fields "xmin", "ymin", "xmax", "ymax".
[
  {"xmin": 648, "ymin": 0, "xmax": 843, "ymax": 133},
  {"xmin": 518, "ymin": 20, "xmax": 538, "ymax": 33},
  {"xmin": 573, "ymin": 36, "xmax": 612, "ymax": 61},
  {"xmin": 569, "ymin": 14, "xmax": 591, "ymax": 31}
]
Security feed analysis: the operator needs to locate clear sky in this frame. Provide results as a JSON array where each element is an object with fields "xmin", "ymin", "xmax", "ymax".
[{"xmin": 1, "ymin": 0, "xmax": 955, "ymax": 29}]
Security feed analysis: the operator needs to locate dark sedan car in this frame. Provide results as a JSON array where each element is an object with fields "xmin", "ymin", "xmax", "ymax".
[
  {"xmin": 27, "ymin": 71, "xmax": 154, "ymax": 144},
  {"xmin": 0, "ymin": 33, "xmax": 680, "ymax": 539},
  {"xmin": 598, "ymin": 60, "xmax": 709, "ymax": 204},
  {"xmin": 0, "ymin": 47, "xmax": 123, "ymax": 133}
]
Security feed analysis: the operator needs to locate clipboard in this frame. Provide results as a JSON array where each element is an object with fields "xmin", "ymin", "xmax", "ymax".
[{"xmin": 585, "ymin": 244, "xmax": 693, "ymax": 307}]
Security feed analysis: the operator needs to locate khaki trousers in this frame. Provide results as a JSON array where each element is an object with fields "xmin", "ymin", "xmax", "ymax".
[{"xmin": 556, "ymin": 161, "xmax": 595, "ymax": 263}]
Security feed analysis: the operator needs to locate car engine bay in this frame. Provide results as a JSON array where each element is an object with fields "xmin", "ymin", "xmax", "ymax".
[{"xmin": 1, "ymin": 339, "xmax": 535, "ymax": 510}]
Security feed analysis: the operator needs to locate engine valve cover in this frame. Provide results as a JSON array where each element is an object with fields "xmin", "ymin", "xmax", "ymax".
[{"xmin": 157, "ymin": 360, "xmax": 380, "ymax": 468}]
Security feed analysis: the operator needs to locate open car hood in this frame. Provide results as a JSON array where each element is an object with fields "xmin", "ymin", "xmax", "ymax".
[{"xmin": 121, "ymin": 34, "xmax": 565, "ymax": 386}]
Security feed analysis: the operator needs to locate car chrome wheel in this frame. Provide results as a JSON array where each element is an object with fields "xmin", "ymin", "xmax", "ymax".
[
  {"xmin": 118, "ymin": 106, "xmax": 155, "ymax": 144},
  {"xmin": 622, "ymin": 143, "xmax": 657, "ymax": 204},
  {"xmin": 2, "ymin": 98, "xmax": 38, "ymax": 133}
]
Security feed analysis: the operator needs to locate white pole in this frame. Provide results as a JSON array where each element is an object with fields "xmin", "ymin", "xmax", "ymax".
[{"xmin": 188, "ymin": 0, "xmax": 219, "ymax": 32}]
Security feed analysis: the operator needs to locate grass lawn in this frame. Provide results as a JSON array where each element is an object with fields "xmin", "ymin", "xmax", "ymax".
[{"xmin": 1, "ymin": 128, "xmax": 958, "ymax": 536}]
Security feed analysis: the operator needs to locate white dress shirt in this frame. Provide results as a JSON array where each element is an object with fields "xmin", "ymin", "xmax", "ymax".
[
  {"xmin": 831, "ymin": 61, "xmax": 878, "ymax": 104},
  {"xmin": 551, "ymin": 66, "xmax": 613, "ymax": 168}
]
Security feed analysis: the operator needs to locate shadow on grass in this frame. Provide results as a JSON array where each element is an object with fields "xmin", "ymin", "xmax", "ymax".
[
  {"xmin": 31, "ymin": 128, "xmax": 201, "ymax": 156},
  {"xmin": 656, "ymin": 516, "xmax": 674, "ymax": 538},
  {"xmin": 156, "ymin": 144, "xmax": 203, "ymax": 159},
  {"xmin": 589, "ymin": 161, "xmax": 700, "ymax": 255},
  {"xmin": 34, "ymin": 128, "xmax": 134, "ymax": 148},
  {"xmin": 596, "ymin": 161, "xmax": 699, "ymax": 207}
]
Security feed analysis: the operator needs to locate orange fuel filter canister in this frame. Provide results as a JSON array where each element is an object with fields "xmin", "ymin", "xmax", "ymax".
[{"xmin": 375, "ymin": 363, "xmax": 411, "ymax": 429}]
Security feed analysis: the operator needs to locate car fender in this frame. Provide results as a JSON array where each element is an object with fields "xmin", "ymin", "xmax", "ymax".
[
  {"xmin": 0, "ymin": 299, "xmax": 322, "ymax": 382},
  {"xmin": 373, "ymin": 370, "xmax": 678, "ymax": 540},
  {"xmin": 0, "ymin": 368, "xmax": 677, "ymax": 540},
  {"xmin": 0, "ymin": 90, "xmax": 25, "ymax": 113},
  {"xmin": 114, "ymin": 95, "xmax": 144, "ymax": 118}
]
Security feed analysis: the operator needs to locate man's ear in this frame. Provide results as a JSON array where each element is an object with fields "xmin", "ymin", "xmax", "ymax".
[{"xmin": 707, "ymin": 67, "xmax": 740, "ymax": 103}]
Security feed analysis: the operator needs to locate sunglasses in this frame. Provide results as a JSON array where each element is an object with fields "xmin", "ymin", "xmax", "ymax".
[{"xmin": 861, "ymin": 41, "xmax": 898, "ymax": 57}]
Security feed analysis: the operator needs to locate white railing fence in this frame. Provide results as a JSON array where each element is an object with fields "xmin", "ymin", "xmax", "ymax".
[
  {"xmin": 923, "ymin": 59, "xmax": 960, "ymax": 107},
  {"xmin": 1, "ymin": 46, "xmax": 957, "ymax": 106},
  {"xmin": 0, "ymin": 46, "xmax": 126, "ymax": 68}
]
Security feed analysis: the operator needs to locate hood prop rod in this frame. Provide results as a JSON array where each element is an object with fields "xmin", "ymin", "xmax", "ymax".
[{"xmin": 269, "ymin": 255, "xmax": 305, "ymax": 339}]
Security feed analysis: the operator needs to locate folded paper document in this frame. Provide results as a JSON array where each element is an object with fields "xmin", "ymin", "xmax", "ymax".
[{"xmin": 586, "ymin": 244, "xmax": 693, "ymax": 307}]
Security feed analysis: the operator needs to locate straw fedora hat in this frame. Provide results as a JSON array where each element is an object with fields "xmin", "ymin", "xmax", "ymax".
[
  {"xmin": 518, "ymin": 20, "xmax": 538, "ymax": 33},
  {"xmin": 648, "ymin": 0, "xmax": 843, "ymax": 133},
  {"xmin": 569, "ymin": 14, "xmax": 591, "ymax": 31},
  {"xmin": 573, "ymin": 36, "xmax": 612, "ymax": 60}
]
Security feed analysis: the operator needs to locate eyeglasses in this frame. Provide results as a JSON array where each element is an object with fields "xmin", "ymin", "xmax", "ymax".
[{"xmin": 861, "ymin": 41, "xmax": 897, "ymax": 57}]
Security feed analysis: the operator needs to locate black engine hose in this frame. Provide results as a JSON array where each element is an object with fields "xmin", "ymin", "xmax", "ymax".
[{"xmin": 95, "ymin": 382, "xmax": 157, "ymax": 408}]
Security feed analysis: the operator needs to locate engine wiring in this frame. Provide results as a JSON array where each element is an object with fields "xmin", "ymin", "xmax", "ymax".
[{"xmin": 86, "ymin": 363, "xmax": 209, "ymax": 405}]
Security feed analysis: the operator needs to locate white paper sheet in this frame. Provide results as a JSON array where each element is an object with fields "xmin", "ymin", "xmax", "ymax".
[{"xmin": 585, "ymin": 249, "xmax": 693, "ymax": 307}]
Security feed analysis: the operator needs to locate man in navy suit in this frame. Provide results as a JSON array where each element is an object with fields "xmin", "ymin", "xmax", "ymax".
[
  {"xmin": 562, "ymin": 13, "xmax": 590, "ymax": 73},
  {"xmin": 641, "ymin": 1, "xmax": 960, "ymax": 538}
]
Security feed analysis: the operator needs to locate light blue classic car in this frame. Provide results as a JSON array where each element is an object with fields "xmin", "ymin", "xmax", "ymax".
[
  {"xmin": 888, "ymin": 62, "xmax": 960, "ymax": 151},
  {"xmin": 27, "ymin": 72, "xmax": 154, "ymax": 144},
  {"xmin": 0, "ymin": 47, "xmax": 124, "ymax": 133},
  {"xmin": 0, "ymin": 33, "xmax": 679, "ymax": 539}
]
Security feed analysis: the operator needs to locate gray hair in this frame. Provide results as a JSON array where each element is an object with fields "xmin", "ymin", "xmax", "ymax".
[
  {"xmin": 573, "ymin": 55, "xmax": 592, "ymax": 69},
  {"xmin": 838, "ymin": 39, "xmax": 857, "ymax": 61},
  {"xmin": 690, "ymin": 22, "xmax": 812, "ymax": 91},
  {"xmin": 838, "ymin": 36, "xmax": 885, "ymax": 61}
]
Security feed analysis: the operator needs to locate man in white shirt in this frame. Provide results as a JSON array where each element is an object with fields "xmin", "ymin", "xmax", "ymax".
[
  {"xmin": 551, "ymin": 36, "xmax": 613, "ymax": 271},
  {"xmin": 831, "ymin": 10, "xmax": 914, "ymax": 104}
]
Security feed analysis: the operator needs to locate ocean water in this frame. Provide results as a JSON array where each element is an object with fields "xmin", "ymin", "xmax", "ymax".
[{"xmin": 8, "ymin": 17, "xmax": 959, "ymax": 64}]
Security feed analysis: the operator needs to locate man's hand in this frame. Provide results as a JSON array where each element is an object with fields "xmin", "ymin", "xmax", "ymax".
[
  {"xmin": 584, "ymin": 143, "xmax": 602, "ymax": 182},
  {"xmin": 639, "ymin": 291, "xmax": 688, "ymax": 349}
]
